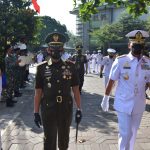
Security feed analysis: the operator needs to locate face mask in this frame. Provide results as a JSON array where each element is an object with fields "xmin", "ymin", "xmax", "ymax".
[
  {"xmin": 109, "ymin": 55, "xmax": 113, "ymax": 58},
  {"xmin": 131, "ymin": 44, "xmax": 143, "ymax": 56},
  {"xmin": 51, "ymin": 50, "xmax": 62, "ymax": 60},
  {"xmin": 77, "ymin": 50, "xmax": 82, "ymax": 55}
]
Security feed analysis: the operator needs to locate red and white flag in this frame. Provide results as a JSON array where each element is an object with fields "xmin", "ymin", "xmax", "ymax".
[{"xmin": 32, "ymin": 0, "xmax": 40, "ymax": 13}]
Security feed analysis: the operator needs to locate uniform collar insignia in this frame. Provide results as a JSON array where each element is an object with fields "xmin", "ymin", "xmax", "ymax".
[{"xmin": 48, "ymin": 58, "xmax": 52, "ymax": 66}]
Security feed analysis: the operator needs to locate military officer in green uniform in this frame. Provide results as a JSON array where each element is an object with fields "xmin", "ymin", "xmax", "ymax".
[
  {"xmin": 72, "ymin": 45, "xmax": 88, "ymax": 94},
  {"xmin": 34, "ymin": 31, "xmax": 82, "ymax": 150}
]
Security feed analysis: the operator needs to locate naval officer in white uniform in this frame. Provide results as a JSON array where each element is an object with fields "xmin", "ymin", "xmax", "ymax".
[
  {"xmin": 101, "ymin": 30, "xmax": 150, "ymax": 150},
  {"xmin": 100, "ymin": 48, "xmax": 116, "ymax": 87}
]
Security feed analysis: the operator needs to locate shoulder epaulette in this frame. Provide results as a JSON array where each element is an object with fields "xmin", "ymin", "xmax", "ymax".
[
  {"xmin": 117, "ymin": 55, "xmax": 127, "ymax": 59},
  {"xmin": 36, "ymin": 61, "xmax": 47, "ymax": 67}
]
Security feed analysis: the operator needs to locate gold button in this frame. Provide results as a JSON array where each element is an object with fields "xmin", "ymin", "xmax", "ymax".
[
  {"xmin": 47, "ymin": 104, "xmax": 49, "ymax": 106},
  {"xmin": 56, "ymin": 70, "xmax": 59, "ymax": 72},
  {"xmin": 57, "ymin": 80, "xmax": 60, "ymax": 83},
  {"xmin": 58, "ymin": 90, "xmax": 61, "ymax": 93}
]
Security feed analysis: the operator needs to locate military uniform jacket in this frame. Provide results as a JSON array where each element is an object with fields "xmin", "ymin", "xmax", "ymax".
[
  {"xmin": 35, "ymin": 59, "xmax": 79, "ymax": 107},
  {"xmin": 110, "ymin": 52, "xmax": 150, "ymax": 114},
  {"xmin": 72, "ymin": 54, "xmax": 87, "ymax": 73}
]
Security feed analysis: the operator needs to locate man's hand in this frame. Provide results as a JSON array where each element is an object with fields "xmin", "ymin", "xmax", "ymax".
[
  {"xmin": 100, "ymin": 73, "xmax": 103, "ymax": 78},
  {"xmin": 75, "ymin": 109, "xmax": 82, "ymax": 124},
  {"xmin": 34, "ymin": 113, "xmax": 42, "ymax": 128},
  {"xmin": 101, "ymin": 95, "xmax": 110, "ymax": 112}
]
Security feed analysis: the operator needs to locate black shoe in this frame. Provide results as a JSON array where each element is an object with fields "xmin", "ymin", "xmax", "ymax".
[
  {"xmin": 6, "ymin": 102, "xmax": 14, "ymax": 107},
  {"xmin": 11, "ymin": 100, "xmax": 17, "ymax": 103},
  {"xmin": 14, "ymin": 93, "xmax": 22, "ymax": 97}
]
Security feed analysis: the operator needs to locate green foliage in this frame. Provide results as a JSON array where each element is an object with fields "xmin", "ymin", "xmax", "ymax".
[
  {"xmin": 37, "ymin": 16, "xmax": 69, "ymax": 45},
  {"xmin": 73, "ymin": 0, "xmax": 150, "ymax": 21},
  {"xmin": 67, "ymin": 31, "xmax": 82, "ymax": 48},
  {"xmin": 90, "ymin": 14, "xmax": 148, "ymax": 50},
  {"xmin": 0, "ymin": 0, "xmax": 42, "ymax": 64}
]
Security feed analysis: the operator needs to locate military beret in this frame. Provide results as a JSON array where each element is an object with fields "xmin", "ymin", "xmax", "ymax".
[
  {"xmin": 107, "ymin": 48, "xmax": 116, "ymax": 53},
  {"xmin": 45, "ymin": 31, "xmax": 66, "ymax": 47},
  {"xmin": 126, "ymin": 30, "xmax": 149, "ymax": 44},
  {"xmin": 76, "ymin": 45, "xmax": 83, "ymax": 50}
]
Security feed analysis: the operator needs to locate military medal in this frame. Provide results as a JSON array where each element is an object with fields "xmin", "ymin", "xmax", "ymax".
[
  {"xmin": 47, "ymin": 83, "xmax": 51, "ymax": 88},
  {"xmin": 63, "ymin": 75, "xmax": 66, "ymax": 79},
  {"xmin": 123, "ymin": 73, "xmax": 129, "ymax": 80},
  {"xmin": 62, "ymin": 66, "xmax": 66, "ymax": 69}
]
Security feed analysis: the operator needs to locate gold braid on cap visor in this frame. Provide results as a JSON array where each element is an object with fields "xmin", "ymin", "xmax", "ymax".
[{"xmin": 129, "ymin": 32, "xmax": 145, "ymax": 44}]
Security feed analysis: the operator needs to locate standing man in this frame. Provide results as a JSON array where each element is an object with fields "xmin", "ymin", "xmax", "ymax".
[
  {"xmin": 5, "ymin": 45, "xmax": 20, "ymax": 107},
  {"xmin": 96, "ymin": 50, "xmax": 103, "ymax": 73},
  {"xmin": 91, "ymin": 51, "xmax": 97, "ymax": 73},
  {"xmin": 72, "ymin": 45, "xmax": 88, "ymax": 94},
  {"xmin": 34, "ymin": 31, "xmax": 82, "ymax": 150},
  {"xmin": 100, "ymin": 48, "xmax": 116, "ymax": 87},
  {"xmin": 85, "ymin": 50, "xmax": 91, "ymax": 74},
  {"xmin": 101, "ymin": 30, "xmax": 150, "ymax": 150}
]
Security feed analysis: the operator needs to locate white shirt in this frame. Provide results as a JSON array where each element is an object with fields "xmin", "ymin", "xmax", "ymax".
[
  {"xmin": 91, "ymin": 54, "xmax": 97, "ymax": 63},
  {"xmin": 85, "ymin": 54, "xmax": 91, "ymax": 62},
  {"xmin": 101, "ymin": 56, "xmax": 115, "ymax": 77},
  {"xmin": 110, "ymin": 52, "xmax": 150, "ymax": 114},
  {"xmin": 96, "ymin": 53, "xmax": 103, "ymax": 64}
]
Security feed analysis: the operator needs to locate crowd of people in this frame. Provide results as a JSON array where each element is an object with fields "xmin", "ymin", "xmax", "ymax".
[
  {"xmin": 1, "ymin": 30, "xmax": 150, "ymax": 150},
  {"xmin": 0, "ymin": 41, "xmax": 34, "ymax": 107}
]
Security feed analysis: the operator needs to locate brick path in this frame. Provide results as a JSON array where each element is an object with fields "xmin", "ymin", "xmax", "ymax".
[{"xmin": 1, "ymin": 70, "xmax": 150, "ymax": 150}]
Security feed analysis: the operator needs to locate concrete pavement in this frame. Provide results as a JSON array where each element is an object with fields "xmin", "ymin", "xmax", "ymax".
[{"xmin": 1, "ymin": 70, "xmax": 150, "ymax": 150}]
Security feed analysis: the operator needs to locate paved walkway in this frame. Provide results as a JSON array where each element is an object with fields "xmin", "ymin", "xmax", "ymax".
[{"xmin": 1, "ymin": 69, "xmax": 150, "ymax": 150}]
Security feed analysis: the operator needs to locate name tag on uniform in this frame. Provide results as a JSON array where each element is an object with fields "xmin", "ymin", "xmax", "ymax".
[
  {"xmin": 141, "ymin": 64, "xmax": 150, "ymax": 70},
  {"xmin": 123, "ymin": 62, "xmax": 131, "ymax": 69},
  {"xmin": 123, "ymin": 66, "xmax": 131, "ymax": 69}
]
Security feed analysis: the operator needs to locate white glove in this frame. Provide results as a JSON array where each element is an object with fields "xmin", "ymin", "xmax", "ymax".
[{"xmin": 101, "ymin": 95, "xmax": 110, "ymax": 112}]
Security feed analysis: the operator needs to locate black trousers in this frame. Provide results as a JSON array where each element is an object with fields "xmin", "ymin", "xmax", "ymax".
[
  {"xmin": 78, "ymin": 73, "xmax": 84, "ymax": 92},
  {"xmin": 41, "ymin": 100, "xmax": 73, "ymax": 150}
]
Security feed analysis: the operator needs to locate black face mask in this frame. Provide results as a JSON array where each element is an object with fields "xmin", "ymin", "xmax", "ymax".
[
  {"xmin": 131, "ymin": 44, "xmax": 143, "ymax": 56},
  {"xmin": 109, "ymin": 55, "xmax": 113, "ymax": 58},
  {"xmin": 51, "ymin": 50, "xmax": 62, "ymax": 60},
  {"xmin": 77, "ymin": 50, "xmax": 82, "ymax": 55}
]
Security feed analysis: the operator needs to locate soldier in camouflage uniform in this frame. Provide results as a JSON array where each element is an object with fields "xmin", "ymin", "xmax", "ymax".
[
  {"xmin": 5, "ymin": 45, "xmax": 20, "ymax": 107},
  {"xmin": 13, "ymin": 47, "xmax": 22, "ymax": 97}
]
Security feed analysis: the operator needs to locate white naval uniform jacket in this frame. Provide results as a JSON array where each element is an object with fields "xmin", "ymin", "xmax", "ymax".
[
  {"xmin": 109, "ymin": 52, "xmax": 150, "ymax": 115},
  {"xmin": 101, "ymin": 56, "xmax": 115, "ymax": 77}
]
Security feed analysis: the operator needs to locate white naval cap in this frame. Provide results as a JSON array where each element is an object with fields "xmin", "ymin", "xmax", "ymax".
[
  {"xmin": 98, "ymin": 50, "xmax": 101, "ymax": 53},
  {"xmin": 126, "ymin": 30, "xmax": 149, "ymax": 44},
  {"xmin": 107, "ymin": 48, "xmax": 116, "ymax": 53}
]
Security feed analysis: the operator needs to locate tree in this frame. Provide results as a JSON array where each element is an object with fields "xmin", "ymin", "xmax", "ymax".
[
  {"xmin": 90, "ymin": 14, "xmax": 148, "ymax": 53},
  {"xmin": 37, "ymin": 16, "xmax": 69, "ymax": 45},
  {"xmin": 0, "ymin": 0, "xmax": 42, "ymax": 64},
  {"xmin": 73, "ymin": 0, "xmax": 150, "ymax": 21}
]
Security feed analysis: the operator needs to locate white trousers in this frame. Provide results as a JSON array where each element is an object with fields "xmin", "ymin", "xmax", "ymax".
[
  {"xmin": 117, "ymin": 111, "xmax": 143, "ymax": 150},
  {"xmin": 104, "ymin": 76, "xmax": 109, "ymax": 87}
]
